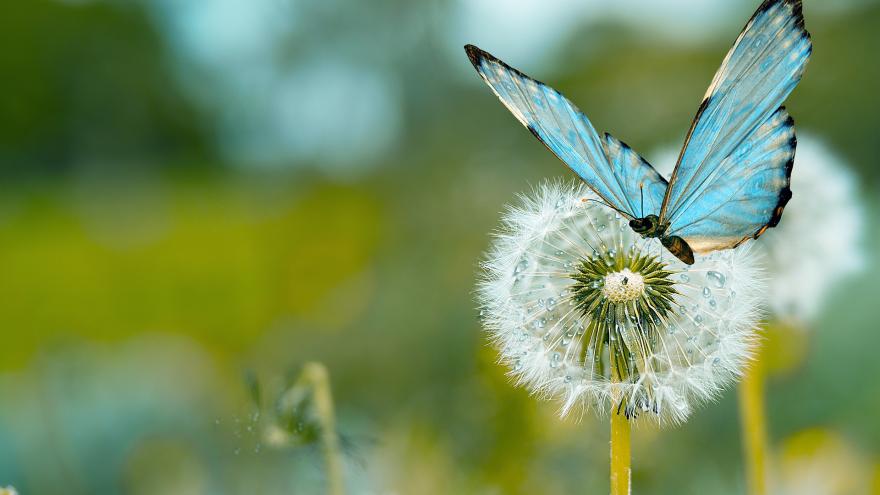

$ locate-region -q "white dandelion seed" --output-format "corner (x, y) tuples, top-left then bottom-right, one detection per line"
(652, 133), (865, 324)
(477, 182), (764, 424)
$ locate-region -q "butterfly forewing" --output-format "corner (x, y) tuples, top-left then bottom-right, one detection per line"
(661, 0), (811, 248)
(466, 44), (645, 219)
(669, 107), (795, 252)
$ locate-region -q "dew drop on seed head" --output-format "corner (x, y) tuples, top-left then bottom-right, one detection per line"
(702, 287), (711, 298)
(707, 271), (726, 288)
(514, 259), (528, 275)
(680, 274), (690, 282)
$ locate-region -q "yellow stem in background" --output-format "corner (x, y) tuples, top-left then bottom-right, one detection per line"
(610, 409), (632, 495)
(739, 359), (767, 495)
(298, 362), (345, 495)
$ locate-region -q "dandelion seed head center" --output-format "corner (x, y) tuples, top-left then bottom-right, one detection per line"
(602, 269), (645, 303)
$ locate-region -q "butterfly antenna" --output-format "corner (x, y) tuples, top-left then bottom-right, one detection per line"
(581, 198), (630, 219)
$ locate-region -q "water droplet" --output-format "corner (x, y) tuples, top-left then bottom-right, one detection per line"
(597, 224), (607, 232)
(709, 299), (717, 308)
(564, 375), (573, 383)
(695, 315), (703, 323)
(555, 198), (568, 210)
(547, 297), (557, 309)
(702, 287), (711, 298)
(555, 250), (565, 256)
(514, 259), (528, 275)
(707, 271), (726, 288)
(680, 274), (690, 282)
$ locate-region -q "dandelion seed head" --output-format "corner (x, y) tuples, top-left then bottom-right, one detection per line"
(477, 181), (763, 424)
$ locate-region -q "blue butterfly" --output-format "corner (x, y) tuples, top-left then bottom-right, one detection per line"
(466, 0), (812, 264)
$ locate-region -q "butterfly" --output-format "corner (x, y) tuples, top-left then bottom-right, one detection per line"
(466, 0), (811, 264)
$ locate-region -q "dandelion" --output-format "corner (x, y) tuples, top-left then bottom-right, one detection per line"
(478, 182), (764, 493)
(477, 181), (764, 423)
(0, 487), (17, 495)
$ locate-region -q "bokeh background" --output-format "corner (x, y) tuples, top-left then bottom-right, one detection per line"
(1, 0), (879, 493)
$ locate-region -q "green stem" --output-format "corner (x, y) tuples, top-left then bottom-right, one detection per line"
(610, 409), (632, 495)
(739, 359), (767, 495)
(297, 362), (345, 495)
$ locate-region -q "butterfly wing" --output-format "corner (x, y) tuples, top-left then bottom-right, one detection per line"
(660, 0), (811, 251)
(602, 133), (667, 218)
(669, 107), (795, 252)
(466, 44), (653, 219)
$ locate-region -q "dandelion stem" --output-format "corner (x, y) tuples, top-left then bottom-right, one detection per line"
(739, 358), (767, 495)
(610, 408), (632, 495)
(297, 362), (345, 495)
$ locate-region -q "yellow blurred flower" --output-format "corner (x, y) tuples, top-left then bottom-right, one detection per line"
(773, 428), (874, 495)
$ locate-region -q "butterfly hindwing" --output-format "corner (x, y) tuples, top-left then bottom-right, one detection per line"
(668, 107), (795, 252)
(660, 0), (811, 247)
(602, 133), (667, 219)
(465, 44), (641, 218)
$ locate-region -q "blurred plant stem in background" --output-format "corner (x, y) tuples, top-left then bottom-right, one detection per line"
(291, 362), (345, 495)
(610, 410), (631, 495)
(739, 354), (767, 495)
(739, 321), (812, 495)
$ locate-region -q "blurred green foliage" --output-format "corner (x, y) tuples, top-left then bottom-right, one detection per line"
(0, 1), (878, 494)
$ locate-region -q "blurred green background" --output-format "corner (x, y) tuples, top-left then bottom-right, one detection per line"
(1, 0), (879, 493)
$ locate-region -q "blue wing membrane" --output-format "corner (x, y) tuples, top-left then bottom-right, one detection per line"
(660, 0), (811, 251)
(668, 107), (795, 252)
(465, 44), (657, 219)
(602, 133), (667, 219)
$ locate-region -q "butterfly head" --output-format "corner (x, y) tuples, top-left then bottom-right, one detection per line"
(629, 214), (665, 237)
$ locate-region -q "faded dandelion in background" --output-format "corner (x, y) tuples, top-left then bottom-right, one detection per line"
(477, 182), (765, 493)
(652, 133), (866, 495)
(0, 487), (17, 495)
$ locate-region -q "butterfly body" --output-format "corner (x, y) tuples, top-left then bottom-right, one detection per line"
(466, 0), (811, 265)
(629, 215), (695, 265)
